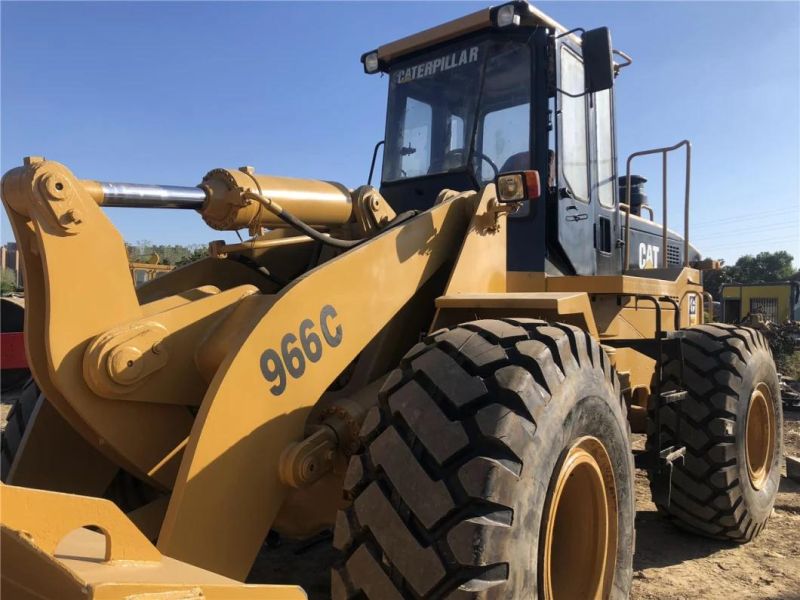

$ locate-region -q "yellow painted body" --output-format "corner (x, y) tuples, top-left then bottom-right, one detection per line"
(0, 152), (705, 595)
(721, 282), (799, 323)
(1, 484), (306, 599)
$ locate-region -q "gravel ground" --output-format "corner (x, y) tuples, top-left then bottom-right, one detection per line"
(3, 392), (799, 599)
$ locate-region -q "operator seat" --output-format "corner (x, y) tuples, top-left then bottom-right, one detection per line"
(500, 152), (530, 173)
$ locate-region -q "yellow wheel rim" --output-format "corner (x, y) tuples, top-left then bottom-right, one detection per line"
(745, 382), (775, 490)
(542, 436), (617, 600)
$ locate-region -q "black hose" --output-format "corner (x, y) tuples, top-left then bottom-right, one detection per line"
(244, 191), (419, 250)
(270, 207), (362, 249)
(386, 210), (418, 227)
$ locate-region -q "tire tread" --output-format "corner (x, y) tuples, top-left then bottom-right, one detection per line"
(334, 319), (628, 599)
(648, 324), (780, 542)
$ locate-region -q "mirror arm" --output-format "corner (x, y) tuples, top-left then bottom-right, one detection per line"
(367, 140), (385, 187)
(555, 27), (585, 40)
(555, 87), (589, 99)
(612, 49), (633, 75)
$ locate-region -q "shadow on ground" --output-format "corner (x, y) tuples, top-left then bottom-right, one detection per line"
(633, 509), (737, 570)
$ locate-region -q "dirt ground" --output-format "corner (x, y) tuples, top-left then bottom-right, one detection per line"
(629, 418), (800, 600)
(2, 393), (799, 599)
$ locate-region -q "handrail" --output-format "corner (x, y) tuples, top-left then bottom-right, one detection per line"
(620, 202), (654, 221)
(623, 140), (691, 271)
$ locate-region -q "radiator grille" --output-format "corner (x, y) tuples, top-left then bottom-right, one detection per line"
(667, 243), (681, 266)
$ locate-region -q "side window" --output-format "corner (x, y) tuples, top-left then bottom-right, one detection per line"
(400, 97), (432, 178)
(480, 103), (530, 181)
(560, 47), (589, 201)
(594, 89), (614, 208)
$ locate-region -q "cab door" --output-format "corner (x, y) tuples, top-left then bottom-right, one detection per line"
(591, 88), (620, 275)
(554, 38), (596, 275)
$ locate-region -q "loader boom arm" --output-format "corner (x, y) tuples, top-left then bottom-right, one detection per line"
(1, 156), (479, 578)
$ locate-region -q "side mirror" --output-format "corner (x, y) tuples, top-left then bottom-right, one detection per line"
(582, 27), (614, 93)
(496, 170), (541, 203)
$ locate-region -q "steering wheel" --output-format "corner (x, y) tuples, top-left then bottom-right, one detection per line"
(473, 151), (499, 181)
(430, 149), (500, 181)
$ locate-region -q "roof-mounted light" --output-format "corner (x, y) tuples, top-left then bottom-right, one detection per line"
(494, 3), (521, 28)
(362, 51), (380, 74)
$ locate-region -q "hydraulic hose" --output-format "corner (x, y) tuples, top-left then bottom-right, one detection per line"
(242, 192), (361, 249)
(242, 191), (418, 248)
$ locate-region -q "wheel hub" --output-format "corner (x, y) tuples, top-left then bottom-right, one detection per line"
(542, 436), (617, 600)
(745, 382), (775, 490)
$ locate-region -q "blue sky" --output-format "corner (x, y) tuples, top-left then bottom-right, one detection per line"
(2, 1), (798, 266)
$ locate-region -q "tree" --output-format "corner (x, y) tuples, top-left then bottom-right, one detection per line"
(1, 268), (18, 294)
(728, 251), (795, 284)
(702, 251), (796, 300)
(701, 261), (731, 300)
(175, 247), (209, 267)
(125, 241), (207, 266)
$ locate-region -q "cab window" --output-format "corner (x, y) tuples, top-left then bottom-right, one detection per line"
(480, 103), (530, 181)
(477, 41), (531, 182)
(594, 89), (615, 207)
(383, 37), (531, 185)
(397, 97), (433, 179)
(560, 47), (589, 202)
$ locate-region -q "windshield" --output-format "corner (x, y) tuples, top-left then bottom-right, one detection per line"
(382, 37), (532, 184)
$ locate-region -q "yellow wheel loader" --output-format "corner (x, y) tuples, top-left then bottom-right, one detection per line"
(0, 2), (783, 599)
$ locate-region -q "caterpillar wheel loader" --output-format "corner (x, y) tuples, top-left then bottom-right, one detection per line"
(0, 2), (783, 599)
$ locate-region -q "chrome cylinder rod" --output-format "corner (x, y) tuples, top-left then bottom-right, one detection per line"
(96, 181), (207, 209)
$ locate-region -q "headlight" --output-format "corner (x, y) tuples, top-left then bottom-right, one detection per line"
(495, 4), (521, 28)
(497, 173), (525, 202)
(496, 170), (541, 203)
(362, 51), (380, 74)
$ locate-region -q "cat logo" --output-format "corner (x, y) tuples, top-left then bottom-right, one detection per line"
(688, 294), (697, 315)
(638, 243), (660, 269)
(688, 294), (699, 324)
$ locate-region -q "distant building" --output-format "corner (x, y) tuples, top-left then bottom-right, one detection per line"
(1, 242), (23, 289)
(721, 281), (800, 323)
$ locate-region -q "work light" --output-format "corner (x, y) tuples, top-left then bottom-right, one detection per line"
(363, 51), (380, 74)
(495, 4), (521, 28)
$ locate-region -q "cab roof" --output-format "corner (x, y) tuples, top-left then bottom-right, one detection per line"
(369, 2), (575, 67)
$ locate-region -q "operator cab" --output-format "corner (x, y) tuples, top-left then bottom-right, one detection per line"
(365, 1), (700, 277)
(363, 1), (627, 276)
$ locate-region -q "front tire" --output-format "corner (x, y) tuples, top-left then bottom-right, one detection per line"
(332, 319), (634, 599)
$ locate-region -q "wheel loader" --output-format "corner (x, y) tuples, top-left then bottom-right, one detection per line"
(0, 2), (783, 599)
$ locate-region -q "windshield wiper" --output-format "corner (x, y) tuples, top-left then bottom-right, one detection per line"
(400, 145), (417, 156)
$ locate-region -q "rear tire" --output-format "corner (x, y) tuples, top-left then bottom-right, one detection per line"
(332, 319), (634, 599)
(0, 379), (159, 512)
(648, 324), (782, 541)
